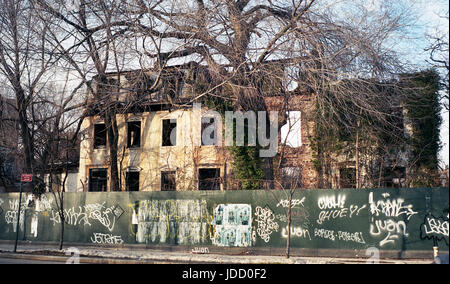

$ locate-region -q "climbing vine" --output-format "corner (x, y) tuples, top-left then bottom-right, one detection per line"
(199, 95), (266, 190)
(400, 69), (442, 187)
(311, 70), (443, 188)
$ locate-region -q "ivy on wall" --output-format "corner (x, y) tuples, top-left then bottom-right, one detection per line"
(199, 96), (265, 190)
(311, 69), (443, 188)
(400, 69), (442, 187)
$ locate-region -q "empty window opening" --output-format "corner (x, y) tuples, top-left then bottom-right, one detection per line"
(280, 111), (301, 147)
(127, 121), (141, 148)
(161, 171), (176, 191)
(162, 119), (177, 146)
(94, 123), (107, 148)
(198, 168), (221, 190)
(281, 167), (302, 189)
(340, 168), (356, 189)
(201, 117), (217, 146)
(126, 171), (139, 191)
(89, 168), (107, 192)
(383, 167), (406, 188)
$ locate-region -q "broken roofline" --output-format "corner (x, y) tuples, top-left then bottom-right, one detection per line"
(87, 60), (290, 102)
(85, 97), (197, 117)
(88, 64), (193, 103)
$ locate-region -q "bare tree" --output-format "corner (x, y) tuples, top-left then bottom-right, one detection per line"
(425, 12), (449, 111)
(34, 0), (135, 191)
(0, 0), (58, 175)
(34, 0), (176, 192)
(34, 0), (418, 191)
(119, 0), (415, 184)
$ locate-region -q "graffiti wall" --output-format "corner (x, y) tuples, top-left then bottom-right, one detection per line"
(0, 188), (448, 255)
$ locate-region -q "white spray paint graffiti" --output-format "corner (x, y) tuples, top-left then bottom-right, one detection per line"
(4, 199), (27, 233)
(370, 219), (408, 247)
(276, 197), (306, 209)
(91, 233), (124, 244)
(25, 195), (56, 237)
(35, 195), (54, 212)
(422, 216), (449, 237)
(368, 192), (417, 220)
(281, 226), (311, 240)
(314, 228), (366, 244)
(50, 202), (122, 232)
(314, 228), (336, 241)
(30, 214), (39, 238)
(337, 231), (366, 244)
(254, 206), (279, 243)
(368, 192), (418, 247)
(318, 194), (346, 210)
(316, 194), (366, 225)
(134, 199), (210, 245)
(276, 196), (311, 240)
(420, 215), (449, 245)
(191, 247), (210, 254)
(211, 204), (252, 247)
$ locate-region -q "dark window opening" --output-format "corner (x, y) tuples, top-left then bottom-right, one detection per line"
(127, 121), (141, 148)
(164, 76), (183, 99)
(94, 124), (107, 148)
(89, 168), (107, 192)
(161, 171), (176, 191)
(201, 117), (217, 146)
(162, 119), (177, 146)
(126, 171), (139, 191)
(383, 167), (406, 188)
(199, 168), (221, 190)
(281, 167), (302, 189)
(340, 168), (356, 188)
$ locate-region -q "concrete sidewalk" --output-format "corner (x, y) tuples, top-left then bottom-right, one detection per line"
(0, 242), (437, 264)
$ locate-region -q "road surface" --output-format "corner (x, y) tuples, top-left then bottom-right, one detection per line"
(0, 256), (66, 264)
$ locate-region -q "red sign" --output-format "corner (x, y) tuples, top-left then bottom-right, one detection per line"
(21, 174), (33, 182)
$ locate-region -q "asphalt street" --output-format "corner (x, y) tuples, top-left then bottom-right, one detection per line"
(0, 257), (65, 264)
(0, 241), (442, 264)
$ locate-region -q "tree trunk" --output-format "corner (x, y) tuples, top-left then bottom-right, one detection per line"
(355, 128), (360, 189)
(378, 156), (384, 187)
(105, 112), (120, 192)
(17, 91), (34, 173)
(59, 211), (64, 250)
(286, 190), (293, 259)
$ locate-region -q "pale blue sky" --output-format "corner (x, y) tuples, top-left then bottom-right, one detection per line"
(417, 0), (449, 168)
(403, 0), (449, 167)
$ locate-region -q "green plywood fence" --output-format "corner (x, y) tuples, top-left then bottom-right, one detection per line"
(0, 188), (448, 253)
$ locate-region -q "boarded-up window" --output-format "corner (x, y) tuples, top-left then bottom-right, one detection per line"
(126, 171), (139, 191)
(340, 168), (356, 188)
(89, 168), (107, 192)
(161, 171), (176, 191)
(198, 168), (221, 190)
(127, 121), (141, 148)
(280, 111), (301, 147)
(94, 124), (107, 148)
(162, 119), (177, 146)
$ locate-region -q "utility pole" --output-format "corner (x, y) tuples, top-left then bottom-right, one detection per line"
(14, 174), (32, 253)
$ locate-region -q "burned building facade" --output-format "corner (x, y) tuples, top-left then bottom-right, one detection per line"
(73, 67), (430, 192)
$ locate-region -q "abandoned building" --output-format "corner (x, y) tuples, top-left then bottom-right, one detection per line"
(41, 66), (440, 193)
